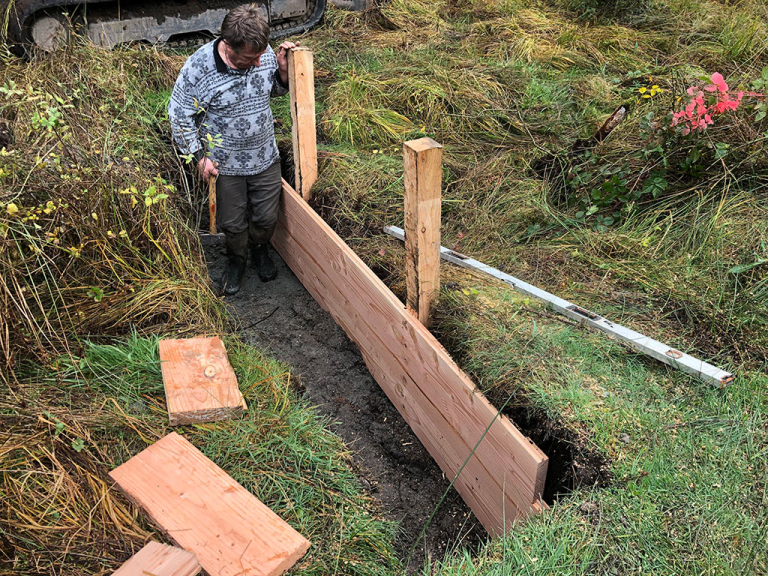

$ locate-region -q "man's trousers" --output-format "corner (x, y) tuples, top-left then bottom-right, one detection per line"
(215, 160), (282, 246)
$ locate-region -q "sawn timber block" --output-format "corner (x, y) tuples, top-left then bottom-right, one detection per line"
(112, 541), (200, 576)
(159, 336), (246, 426)
(110, 432), (311, 576)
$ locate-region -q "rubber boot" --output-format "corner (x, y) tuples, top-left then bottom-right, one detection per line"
(249, 223), (277, 282)
(223, 230), (248, 296)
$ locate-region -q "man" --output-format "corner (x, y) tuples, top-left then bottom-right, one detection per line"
(168, 4), (297, 295)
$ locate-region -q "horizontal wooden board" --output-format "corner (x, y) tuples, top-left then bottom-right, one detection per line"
(271, 180), (548, 535)
(110, 432), (310, 576)
(159, 337), (246, 426)
(112, 541), (200, 576)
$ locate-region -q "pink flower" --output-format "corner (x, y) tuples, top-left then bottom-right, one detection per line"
(706, 72), (729, 93)
(670, 73), (754, 133)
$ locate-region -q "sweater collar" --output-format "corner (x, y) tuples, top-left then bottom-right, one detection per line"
(213, 38), (228, 74)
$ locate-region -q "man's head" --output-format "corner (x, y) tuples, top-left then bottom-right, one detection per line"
(221, 4), (270, 69)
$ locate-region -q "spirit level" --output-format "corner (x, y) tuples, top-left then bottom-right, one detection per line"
(384, 225), (733, 388)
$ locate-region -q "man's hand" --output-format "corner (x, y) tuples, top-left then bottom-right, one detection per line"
(276, 41), (300, 85)
(198, 157), (219, 182)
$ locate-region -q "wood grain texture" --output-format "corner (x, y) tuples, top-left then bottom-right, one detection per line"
(271, 179), (548, 535)
(159, 337), (246, 426)
(112, 541), (200, 576)
(209, 176), (217, 235)
(110, 432), (310, 576)
(403, 137), (442, 327)
(288, 47), (317, 202)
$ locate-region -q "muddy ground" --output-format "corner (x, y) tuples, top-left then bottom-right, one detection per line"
(204, 240), (486, 572)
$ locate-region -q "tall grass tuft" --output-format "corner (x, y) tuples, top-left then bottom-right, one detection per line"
(0, 44), (225, 375)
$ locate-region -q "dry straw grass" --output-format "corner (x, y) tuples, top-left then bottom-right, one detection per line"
(0, 392), (161, 575)
(0, 45), (224, 375)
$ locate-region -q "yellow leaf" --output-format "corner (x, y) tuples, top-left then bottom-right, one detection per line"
(6, 203), (19, 215)
(91, 212), (98, 221)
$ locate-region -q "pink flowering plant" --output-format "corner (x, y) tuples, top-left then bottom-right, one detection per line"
(646, 71), (765, 177)
(670, 72), (762, 135)
(566, 69), (766, 229)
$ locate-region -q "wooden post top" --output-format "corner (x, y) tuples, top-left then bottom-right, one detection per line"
(289, 46), (312, 53)
(404, 137), (443, 153)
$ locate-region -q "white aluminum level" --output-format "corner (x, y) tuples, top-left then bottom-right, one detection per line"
(384, 225), (734, 388)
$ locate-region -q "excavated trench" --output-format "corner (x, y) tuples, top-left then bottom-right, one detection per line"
(197, 159), (612, 570)
(203, 242), (486, 572)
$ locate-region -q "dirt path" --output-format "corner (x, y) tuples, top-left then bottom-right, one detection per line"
(204, 240), (485, 572)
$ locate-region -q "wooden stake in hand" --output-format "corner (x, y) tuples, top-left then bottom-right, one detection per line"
(208, 175), (217, 234)
(288, 47), (318, 202)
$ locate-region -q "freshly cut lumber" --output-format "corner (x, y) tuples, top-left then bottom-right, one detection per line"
(159, 336), (246, 426)
(403, 137), (442, 327)
(288, 47), (317, 201)
(110, 432), (310, 576)
(271, 179), (548, 535)
(112, 541), (200, 576)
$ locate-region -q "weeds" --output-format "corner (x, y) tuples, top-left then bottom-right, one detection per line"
(304, 1), (768, 572)
(2, 0), (768, 574)
(1, 334), (401, 575)
(0, 45), (224, 374)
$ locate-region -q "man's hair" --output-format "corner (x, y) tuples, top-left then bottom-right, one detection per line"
(221, 4), (270, 52)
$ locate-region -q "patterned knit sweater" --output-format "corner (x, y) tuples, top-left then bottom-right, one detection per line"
(168, 38), (289, 176)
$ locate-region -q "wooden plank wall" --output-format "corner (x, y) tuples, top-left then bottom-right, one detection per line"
(271, 180), (548, 535)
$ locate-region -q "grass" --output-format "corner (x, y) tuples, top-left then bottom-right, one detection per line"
(2, 0), (768, 573)
(0, 44), (224, 375)
(281, 0), (768, 572)
(1, 333), (401, 575)
(0, 41), (400, 576)
(300, 0), (768, 365)
(429, 278), (768, 574)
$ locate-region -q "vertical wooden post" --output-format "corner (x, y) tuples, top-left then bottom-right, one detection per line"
(288, 47), (318, 202)
(403, 137), (442, 327)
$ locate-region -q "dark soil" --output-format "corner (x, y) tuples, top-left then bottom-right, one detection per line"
(505, 404), (613, 503)
(203, 240), (486, 573)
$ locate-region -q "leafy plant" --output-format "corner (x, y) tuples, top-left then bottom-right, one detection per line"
(750, 66), (768, 122)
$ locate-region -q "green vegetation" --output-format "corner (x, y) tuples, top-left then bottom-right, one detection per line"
(2, 0), (767, 573)
(432, 282), (767, 573)
(2, 334), (400, 574)
(0, 44), (398, 575)
(0, 46), (224, 372)
(292, 0), (768, 573)
(305, 0), (768, 368)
